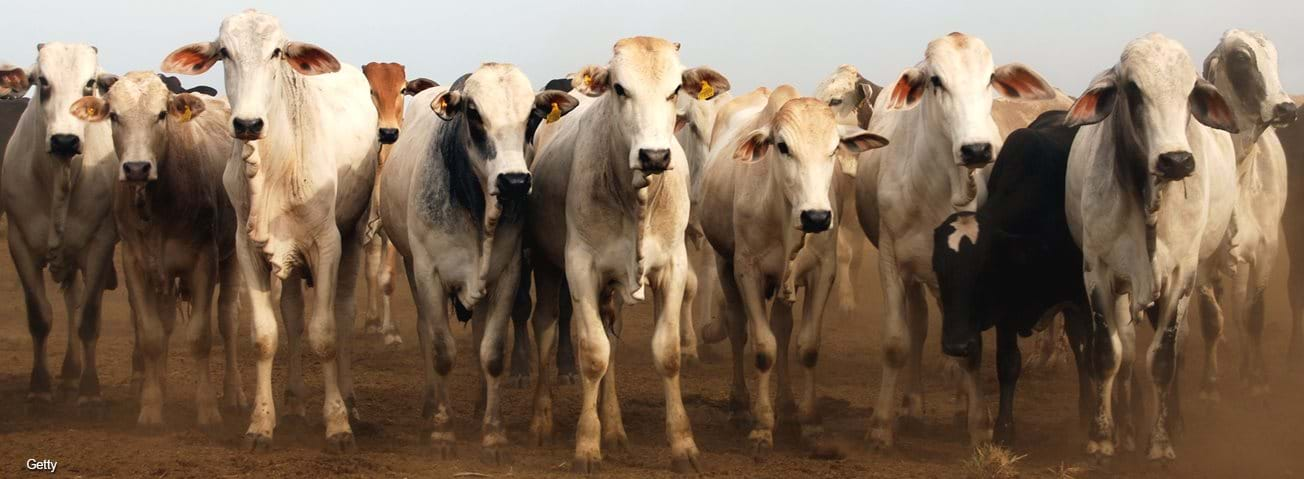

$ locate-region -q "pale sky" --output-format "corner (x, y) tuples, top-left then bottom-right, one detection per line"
(1, 0), (1300, 97)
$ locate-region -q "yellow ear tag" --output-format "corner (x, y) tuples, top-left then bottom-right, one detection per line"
(180, 105), (193, 123)
(697, 80), (714, 101)
(546, 102), (561, 124)
(87, 106), (96, 117)
(583, 74), (593, 87)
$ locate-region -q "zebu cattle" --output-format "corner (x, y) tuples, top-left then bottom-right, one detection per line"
(360, 62), (437, 346)
(677, 81), (732, 364)
(855, 32), (1055, 448)
(162, 10), (379, 452)
(934, 110), (1090, 446)
(1063, 33), (1238, 461)
(1, 44), (119, 414)
(700, 85), (887, 455)
(1283, 95), (1304, 368)
(378, 63), (578, 463)
(1194, 30), (1296, 399)
(70, 71), (245, 427)
(527, 37), (729, 473)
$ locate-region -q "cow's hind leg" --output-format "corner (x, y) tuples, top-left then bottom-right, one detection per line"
(1196, 281), (1224, 402)
(335, 236), (367, 431)
(651, 257), (702, 473)
(1084, 277), (1123, 464)
(217, 255), (246, 412)
(306, 234), (354, 453)
(411, 257), (457, 458)
(556, 279), (578, 385)
(186, 249), (222, 430)
(900, 282), (931, 430)
(1244, 280), (1269, 397)
(528, 259), (562, 447)
(715, 257), (752, 430)
(379, 239), (402, 345)
(279, 273), (309, 429)
(679, 261), (700, 367)
(795, 262), (835, 450)
(772, 299), (797, 439)
(58, 273), (83, 403)
(75, 233), (117, 419)
(1145, 289), (1191, 462)
(994, 325), (1021, 445)
(9, 234), (56, 409)
(507, 253), (533, 389)
(597, 296), (627, 453)
(1064, 306), (1094, 431)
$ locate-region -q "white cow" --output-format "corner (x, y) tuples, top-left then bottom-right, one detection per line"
(379, 63), (578, 463)
(1194, 30), (1297, 400)
(162, 10), (379, 452)
(526, 37), (729, 473)
(70, 71), (245, 428)
(1064, 33), (1238, 461)
(677, 83), (732, 363)
(855, 32), (1055, 448)
(1, 44), (119, 414)
(700, 85), (887, 455)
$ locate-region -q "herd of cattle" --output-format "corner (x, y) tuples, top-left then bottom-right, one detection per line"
(1, 9), (1302, 473)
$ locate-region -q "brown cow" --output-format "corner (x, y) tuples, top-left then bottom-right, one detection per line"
(1281, 94), (1304, 368)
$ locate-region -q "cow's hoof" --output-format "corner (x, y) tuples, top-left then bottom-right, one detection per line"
(572, 454), (602, 474)
(325, 432), (357, 454)
(557, 372), (579, 386)
(363, 319), (382, 335)
(243, 433), (273, 453)
(480, 445), (512, 465)
(278, 414), (310, 435)
(56, 382), (80, 404)
(603, 432), (629, 455)
(505, 373), (531, 390)
(78, 397), (109, 421)
(1086, 439), (1115, 465)
(26, 393), (54, 415)
(221, 391), (249, 413)
(866, 424), (894, 451)
(383, 334), (403, 347)
(1118, 433), (1137, 453)
(749, 430), (774, 462)
(681, 351), (701, 370)
(1147, 439), (1176, 461)
(670, 449), (702, 474)
(993, 422), (1016, 446)
(430, 439), (457, 460)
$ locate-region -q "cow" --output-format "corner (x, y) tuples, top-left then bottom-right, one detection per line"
(700, 85), (887, 455)
(526, 37), (729, 473)
(1284, 95), (1304, 369)
(69, 71), (245, 428)
(1193, 31), (1297, 399)
(1, 44), (119, 415)
(854, 32), (1056, 449)
(378, 62), (578, 463)
(360, 62), (437, 346)
(162, 9), (380, 452)
(1063, 33), (1239, 462)
(934, 110), (1090, 446)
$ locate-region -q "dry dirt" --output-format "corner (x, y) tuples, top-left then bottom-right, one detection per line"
(0, 230), (1302, 478)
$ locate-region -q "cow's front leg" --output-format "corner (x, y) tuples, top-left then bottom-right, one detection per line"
(278, 273), (309, 428)
(10, 232), (56, 409)
(715, 257), (752, 430)
(868, 246), (909, 450)
(994, 326), (1021, 445)
(1145, 288), (1190, 462)
(475, 260), (520, 465)
(651, 255), (702, 473)
(900, 283), (930, 430)
(186, 249), (223, 430)
(528, 259), (564, 447)
(1084, 279), (1122, 464)
(234, 228), (280, 452)
(597, 297), (627, 453)
(1195, 281), (1225, 402)
(679, 261), (700, 367)
(379, 239), (402, 345)
(122, 254), (165, 429)
(306, 233), (354, 454)
(795, 261), (835, 449)
(566, 254), (609, 473)
(58, 273), (84, 404)
(75, 231), (117, 419)
(410, 257), (457, 458)
(772, 299), (797, 438)
(334, 235), (365, 430)
(735, 260), (778, 458)
(507, 254), (534, 389)
(217, 256), (247, 412)
(362, 234), (384, 335)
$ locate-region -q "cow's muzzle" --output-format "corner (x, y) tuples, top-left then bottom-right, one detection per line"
(121, 162), (152, 182)
(232, 117), (265, 141)
(1155, 151), (1195, 181)
(378, 128), (399, 145)
(49, 134), (81, 157)
(1271, 102), (1298, 127)
(495, 172), (531, 200)
(959, 142), (993, 168)
(637, 148), (671, 174)
(942, 336), (980, 358)
(798, 209), (832, 233)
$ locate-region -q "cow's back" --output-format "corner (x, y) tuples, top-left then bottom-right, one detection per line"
(379, 86), (447, 260)
(301, 64), (380, 228)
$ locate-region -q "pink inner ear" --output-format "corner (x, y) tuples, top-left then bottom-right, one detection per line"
(288, 47), (339, 75)
(165, 47), (216, 73)
(997, 70), (1047, 98)
(1068, 93), (1100, 122)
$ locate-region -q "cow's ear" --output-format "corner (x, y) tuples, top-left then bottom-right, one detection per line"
(430, 90), (462, 121)
(886, 67), (927, 110)
(836, 125), (888, 176)
(70, 96), (109, 122)
(169, 93), (207, 123)
(682, 67), (731, 101)
(572, 65), (609, 97)
(856, 99), (875, 129)
(403, 78), (438, 96)
(285, 42), (341, 76)
(732, 128), (771, 163)
(992, 63), (1055, 100)
(0, 66), (30, 93)
(1190, 78), (1238, 133)
(534, 90), (580, 123)
(162, 42), (220, 75)
(675, 112), (691, 134)
(96, 73), (118, 95)
(1064, 70), (1118, 128)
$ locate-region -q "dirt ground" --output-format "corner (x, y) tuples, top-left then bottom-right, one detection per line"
(0, 227), (1302, 479)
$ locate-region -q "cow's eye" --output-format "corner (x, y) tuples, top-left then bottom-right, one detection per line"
(613, 84), (627, 98)
(828, 98), (843, 106)
(930, 76), (943, 89)
(776, 142), (790, 156)
(219, 48), (230, 59)
(157, 111), (167, 121)
(271, 48), (281, 59)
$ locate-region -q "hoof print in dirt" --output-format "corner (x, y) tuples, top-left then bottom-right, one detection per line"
(325, 432), (357, 454)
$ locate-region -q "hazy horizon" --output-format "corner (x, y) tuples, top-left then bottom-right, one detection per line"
(1, 0), (1299, 97)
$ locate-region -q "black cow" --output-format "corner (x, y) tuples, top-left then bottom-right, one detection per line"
(932, 110), (1091, 445)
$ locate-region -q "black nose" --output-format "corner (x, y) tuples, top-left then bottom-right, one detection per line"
(799, 209), (832, 233)
(496, 172), (532, 199)
(122, 162), (152, 182)
(49, 134), (81, 157)
(637, 148), (671, 173)
(1155, 151), (1195, 181)
(942, 338), (979, 358)
(378, 128), (399, 144)
(959, 143), (993, 167)
(232, 118), (264, 138)
(1273, 102), (1298, 125)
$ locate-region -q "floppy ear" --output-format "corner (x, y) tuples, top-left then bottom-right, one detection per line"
(732, 128), (771, 163)
(1190, 78), (1239, 133)
(285, 42), (341, 75)
(839, 127), (889, 154)
(992, 63), (1055, 100)
(1064, 69), (1118, 128)
(886, 67), (927, 110)
(0, 66), (30, 93)
(682, 67), (731, 101)
(70, 96), (109, 122)
(534, 90), (580, 123)
(856, 99), (875, 130)
(675, 113), (690, 134)
(403, 78), (438, 96)
(169, 93), (207, 123)
(162, 42), (220, 75)
(96, 73), (118, 95)
(572, 65), (610, 97)
(430, 90), (462, 121)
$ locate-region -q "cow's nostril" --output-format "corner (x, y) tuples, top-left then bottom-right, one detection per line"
(378, 128), (400, 144)
(49, 134), (81, 156)
(637, 148), (672, 173)
(122, 162), (152, 181)
(959, 143), (993, 167)
(799, 209), (832, 233)
(232, 118), (264, 136)
(1155, 151), (1195, 180)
